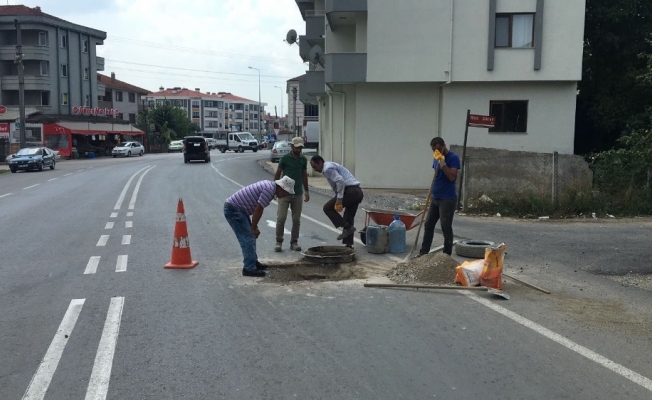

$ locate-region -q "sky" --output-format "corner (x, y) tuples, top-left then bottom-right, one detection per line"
(9, 0), (307, 117)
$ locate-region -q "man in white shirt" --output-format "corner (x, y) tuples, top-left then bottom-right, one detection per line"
(309, 155), (363, 247)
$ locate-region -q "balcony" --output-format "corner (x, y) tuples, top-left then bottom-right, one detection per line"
(325, 53), (367, 85)
(96, 56), (105, 71)
(325, 0), (367, 31)
(295, 0), (315, 20)
(305, 14), (325, 47)
(1, 75), (50, 90)
(0, 45), (49, 61)
(299, 36), (310, 62)
(298, 70), (324, 105)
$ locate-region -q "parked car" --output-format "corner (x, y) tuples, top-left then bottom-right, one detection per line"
(8, 147), (56, 173)
(183, 136), (211, 163)
(258, 139), (269, 150)
(215, 131), (259, 153)
(168, 140), (183, 153)
(112, 142), (144, 157)
(269, 140), (291, 163)
(205, 138), (218, 150)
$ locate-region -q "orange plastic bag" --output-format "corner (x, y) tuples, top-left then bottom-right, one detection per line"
(455, 260), (484, 287)
(480, 243), (506, 289)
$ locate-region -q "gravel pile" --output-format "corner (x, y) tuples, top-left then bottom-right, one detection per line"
(386, 252), (460, 285)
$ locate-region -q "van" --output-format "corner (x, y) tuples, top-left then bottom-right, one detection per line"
(304, 121), (319, 150)
(183, 136), (211, 163)
(215, 131), (259, 153)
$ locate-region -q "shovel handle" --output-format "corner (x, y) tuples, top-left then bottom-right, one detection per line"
(364, 283), (488, 291)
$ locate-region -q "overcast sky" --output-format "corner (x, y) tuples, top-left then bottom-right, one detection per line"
(11, 0), (307, 116)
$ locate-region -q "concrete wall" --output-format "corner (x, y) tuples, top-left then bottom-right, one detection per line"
(440, 81), (577, 154)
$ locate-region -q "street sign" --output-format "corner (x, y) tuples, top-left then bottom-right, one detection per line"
(468, 114), (495, 128)
(0, 105), (6, 114)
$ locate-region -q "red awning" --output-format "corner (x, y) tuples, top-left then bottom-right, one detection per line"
(43, 121), (144, 136)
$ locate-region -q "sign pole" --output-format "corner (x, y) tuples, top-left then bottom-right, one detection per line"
(457, 109), (470, 210)
(15, 20), (26, 149)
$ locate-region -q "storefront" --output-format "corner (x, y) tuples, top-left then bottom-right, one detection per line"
(43, 120), (145, 158)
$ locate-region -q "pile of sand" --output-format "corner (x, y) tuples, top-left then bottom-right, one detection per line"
(386, 252), (460, 285)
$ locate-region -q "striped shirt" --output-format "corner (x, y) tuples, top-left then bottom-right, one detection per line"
(322, 162), (361, 199)
(226, 180), (276, 215)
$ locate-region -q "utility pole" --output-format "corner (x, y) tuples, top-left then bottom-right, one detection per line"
(14, 19), (26, 148)
(292, 87), (297, 137)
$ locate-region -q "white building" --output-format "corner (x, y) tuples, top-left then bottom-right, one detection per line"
(295, 0), (586, 189)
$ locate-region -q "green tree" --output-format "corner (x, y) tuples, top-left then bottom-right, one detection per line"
(136, 103), (199, 139)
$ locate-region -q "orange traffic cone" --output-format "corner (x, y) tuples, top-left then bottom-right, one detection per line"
(164, 198), (198, 269)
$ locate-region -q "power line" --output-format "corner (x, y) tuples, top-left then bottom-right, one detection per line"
(104, 59), (294, 79)
(105, 66), (286, 85)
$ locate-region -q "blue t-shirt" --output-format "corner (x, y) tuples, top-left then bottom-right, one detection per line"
(432, 151), (461, 199)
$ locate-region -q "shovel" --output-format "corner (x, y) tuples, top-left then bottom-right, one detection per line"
(363, 283), (510, 300)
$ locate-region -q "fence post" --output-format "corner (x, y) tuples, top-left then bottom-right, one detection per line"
(462, 156), (470, 211)
(552, 151), (559, 205)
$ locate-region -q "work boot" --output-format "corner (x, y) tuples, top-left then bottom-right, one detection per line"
(290, 242), (302, 251)
(256, 261), (268, 270)
(337, 226), (356, 240)
(242, 268), (265, 277)
(274, 242), (282, 252)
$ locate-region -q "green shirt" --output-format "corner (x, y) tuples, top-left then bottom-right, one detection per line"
(278, 153), (307, 195)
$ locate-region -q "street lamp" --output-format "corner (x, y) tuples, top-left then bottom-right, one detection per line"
(248, 66), (261, 138)
(273, 85), (284, 119)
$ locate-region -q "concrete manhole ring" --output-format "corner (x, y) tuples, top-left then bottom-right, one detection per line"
(301, 246), (356, 264)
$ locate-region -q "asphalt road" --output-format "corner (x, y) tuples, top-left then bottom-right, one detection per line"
(1, 150), (651, 399)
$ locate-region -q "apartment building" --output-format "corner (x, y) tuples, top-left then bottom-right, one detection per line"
(98, 72), (149, 124)
(295, 0), (586, 189)
(287, 74), (318, 137)
(143, 88), (267, 135)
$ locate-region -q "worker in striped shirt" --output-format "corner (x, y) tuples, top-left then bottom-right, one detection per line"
(224, 176), (295, 277)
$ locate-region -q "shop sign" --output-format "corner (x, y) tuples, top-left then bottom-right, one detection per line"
(72, 106), (120, 117)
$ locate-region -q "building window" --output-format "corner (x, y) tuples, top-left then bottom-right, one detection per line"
(128, 93), (136, 103)
(192, 100), (200, 108)
(489, 100), (528, 133)
(40, 61), (49, 76)
(118, 113), (124, 120)
(83, 68), (89, 80)
(41, 91), (50, 106)
(217, 101), (223, 109)
(495, 13), (534, 48)
(115, 91), (123, 102)
(84, 94), (90, 106)
(82, 39), (88, 53)
(129, 113), (136, 123)
(61, 92), (68, 105)
(192, 111), (200, 118)
(60, 64), (68, 77)
(38, 32), (48, 46)
(60, 33), (67, 49)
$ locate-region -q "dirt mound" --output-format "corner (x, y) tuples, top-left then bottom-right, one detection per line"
(386, 252), (459, 285)
(265, 262), (367, 283)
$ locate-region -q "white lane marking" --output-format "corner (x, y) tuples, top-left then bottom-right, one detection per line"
(126, 212), (133, 217)
(115, 255), (128, 272)
(85, 297), (124, 400)
(463, 292), (652, 393)
(113, 166), (151, 210)
(110, 212), (118, 218)
(96, 235), (109, 247)
(22, 299), (85, 400)
(0, 193), (12, 199)
(128, 165), (155, 210)
(104, 222), (114, 230)
(64, 173), (73, 176)
(23, 184), (40, 190)
(266, 220), (291, 235)
(77, 169), (84, 172)
(121, 235), (131, 245)
(48, 178), (58, 182)
(125, 221), (133, 228)
(84, 256), (101, 275)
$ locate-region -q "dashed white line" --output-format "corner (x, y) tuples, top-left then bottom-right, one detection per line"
(64, 173), (73, 177)
(121, 235), (131, 245)
(125, 221), (133, 228)
(128, 165), (155, 210)
(104, 222), (114, 230)
(0, 193), (12, 199)
(48, 178), (58, 182)
(84, 256), (101, 275)
(110, 212), (118, 218)
(22, 299), (85, 400)
(23, 184), (40, 190)
(96, 235), (109, 247)
(126, 212), (133, 217)
(114, 166), (151, 210)
(115, 255), (128, 272)
(463, 292), (652, 393)
(77, 169), (84, 172)
(85, 297), (124, 400)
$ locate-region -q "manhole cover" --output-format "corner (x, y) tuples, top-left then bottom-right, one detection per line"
(302, 246), (355, 264)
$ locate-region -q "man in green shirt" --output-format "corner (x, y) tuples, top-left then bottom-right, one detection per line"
(273, 137), (310, 251)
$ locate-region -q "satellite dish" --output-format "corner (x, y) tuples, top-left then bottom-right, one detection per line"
(286, 29), (298, 45)
(309, 45), (324, 67)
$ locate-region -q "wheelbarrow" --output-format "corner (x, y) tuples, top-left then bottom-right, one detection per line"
(360, 208), (425, 244)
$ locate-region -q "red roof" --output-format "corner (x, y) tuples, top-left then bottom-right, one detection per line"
(288, 74), (306, 82)
(0, 5), (66, 21)
(215, 93), (256, 103)
(146, 88), (220, 98)
(98, 73), (150, 94)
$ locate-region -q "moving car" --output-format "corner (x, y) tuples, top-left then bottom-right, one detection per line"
(168, 140), (183, 152)
(269, 140), (290, 163)
(183, 136), (211, 163)
(215, 131), (259, 153)
(8, 147), (56, 173)
(112, 142), (144, 157)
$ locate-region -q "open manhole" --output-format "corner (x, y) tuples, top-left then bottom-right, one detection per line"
(263, 246), (364, 283)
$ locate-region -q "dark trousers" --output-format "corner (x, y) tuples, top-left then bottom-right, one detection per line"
(324, 186), (364, 245)
(420, 198), (456, 255)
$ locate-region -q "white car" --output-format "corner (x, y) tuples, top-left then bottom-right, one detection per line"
(112, 142), (144, 157)
(168, 140), (183, 152)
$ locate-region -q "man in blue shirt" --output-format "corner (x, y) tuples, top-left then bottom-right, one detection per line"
(419, 137), (461, 256)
